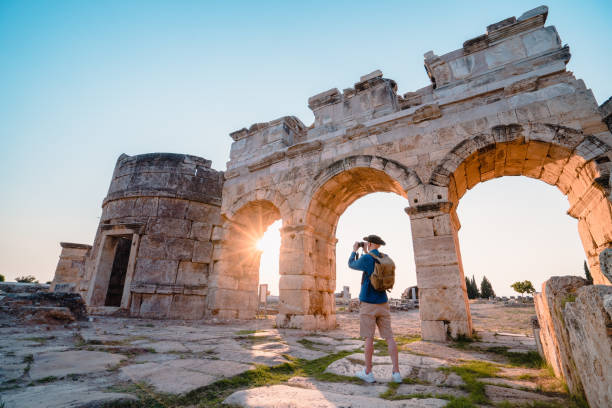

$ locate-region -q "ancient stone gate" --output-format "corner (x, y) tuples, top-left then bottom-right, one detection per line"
(53, 6), (612, 341)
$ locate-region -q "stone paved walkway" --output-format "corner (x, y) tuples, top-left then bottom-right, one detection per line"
(0, 303), (570, 407)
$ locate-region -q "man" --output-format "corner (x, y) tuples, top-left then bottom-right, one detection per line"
(349, 234), (401, 383)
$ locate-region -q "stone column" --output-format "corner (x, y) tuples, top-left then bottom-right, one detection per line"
(276, 224), (336, 330)
(406, 201), (472, 341)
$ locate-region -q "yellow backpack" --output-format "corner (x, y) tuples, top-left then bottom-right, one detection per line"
(368, 251), (395, 291)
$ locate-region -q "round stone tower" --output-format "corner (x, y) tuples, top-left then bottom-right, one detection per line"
(85, 153), (224, 319)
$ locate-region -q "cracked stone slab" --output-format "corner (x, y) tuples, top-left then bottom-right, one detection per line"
(396, 384), (468, 398)
(287, 376), (387, 398)
(482, 377), (538, 390)
(2, 383), (136, 408)
(139, 340), (189, 353)
(120, 358), (253, 394)
(485, 384), (563, 403)
(224, 384), (448, 408)
(29, 350), (126, 380)
(325, 353), (462, 385)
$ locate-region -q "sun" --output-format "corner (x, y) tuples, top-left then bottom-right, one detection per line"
(255, 237), (265, 251)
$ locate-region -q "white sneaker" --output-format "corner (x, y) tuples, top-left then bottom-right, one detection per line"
(356, 368), (375, 383)
(391, 371), (402, 383)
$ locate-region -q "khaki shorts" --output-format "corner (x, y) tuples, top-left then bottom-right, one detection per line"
(359, 302), (393, 339)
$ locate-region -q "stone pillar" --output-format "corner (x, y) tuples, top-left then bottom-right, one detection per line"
(51, 242), (92, 293)
(276, 224), (336, 330)
(406, 201), (472, 341)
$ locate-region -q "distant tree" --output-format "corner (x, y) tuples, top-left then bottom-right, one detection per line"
(480, 276), (495, 298)
(15, 275), (38, 283)
(583, 261), (593, 284)
(0, 274), (4, 282)
(471, 275), (480, 298)
(465, 275), (479, 299)
(511, 280), (535, 296)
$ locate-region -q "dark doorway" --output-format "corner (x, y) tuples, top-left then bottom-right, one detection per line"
(105, 237), (132, 306)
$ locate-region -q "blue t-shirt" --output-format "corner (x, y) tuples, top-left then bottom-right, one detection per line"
(348, 249), (388, 304)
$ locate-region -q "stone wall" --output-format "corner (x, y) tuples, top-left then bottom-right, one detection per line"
(535, 277), (612, 406)
(534, 276), (588, 394)
(86, 153), (224, 319)
(50, 242), (91, 296)
(563, 285), (612, 408)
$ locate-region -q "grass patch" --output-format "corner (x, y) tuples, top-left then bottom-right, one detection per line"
(35, 375), (58, 384)
(441, 361), (500, 405)
(23, 354), (34, 364)
(485, 346), (545, 369)
(234, 329), (258, 335)
(21, 336), (55, 344)
(297, 339), (326, 351)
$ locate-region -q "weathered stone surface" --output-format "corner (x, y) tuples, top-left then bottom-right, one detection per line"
(2, 383), (136, 408)
(535, 276), (588, 394)
(120, 358), (253, 394)
(29, 350), (126, 380)
(224, 384), (448, 408)
(562, 285), (612, 408)
(485, 385), (562, 404)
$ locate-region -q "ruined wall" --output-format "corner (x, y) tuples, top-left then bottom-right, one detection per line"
(563, 285), (612, 408)
(86, 153), (224, 319)
(50, 242), (91, 295)
(219, 5), (612, 335)
(535, 277), (612, 406)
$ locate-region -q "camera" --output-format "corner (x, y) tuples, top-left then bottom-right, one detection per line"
(358, 242), (366, 248)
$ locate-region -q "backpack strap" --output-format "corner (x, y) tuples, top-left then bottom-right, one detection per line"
(368, 251), (384, 261)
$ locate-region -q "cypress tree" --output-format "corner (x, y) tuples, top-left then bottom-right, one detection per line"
(480, 276), (495, 298)
(471, 275), (480, 298)
(584, 260), (593, 284)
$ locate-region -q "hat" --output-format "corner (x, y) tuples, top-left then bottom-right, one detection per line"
(363, 234), (386, 245)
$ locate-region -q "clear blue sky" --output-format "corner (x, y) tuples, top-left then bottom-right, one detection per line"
(1, 1), (610, 296)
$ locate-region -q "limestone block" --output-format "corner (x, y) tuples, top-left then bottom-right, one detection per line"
(410, 217), (434, 238)
(412, 235), (460, 267)
(534, 292), (562, 377)
(193, 241), (213, 263)
(276, 313), (317, 330)
(157, 198), (188, 218)
(416, 264), (465, 289)
(133, 197), (159, 217)
(176, 261), (208, 286)
(432, 214), (453, 236)
(165, 238), (194, 261)
(139, 235), (170, 260)
(168, 294), (206, 319)
(448, 320), (472, 339)
(562, 285), (612, 408)
(186, 201), (216, 222)
(146, 218), (191, 238)
(521, 26), (560, 57)
(542, 276), (589, 394)
(421, 320), (447, 342)
(138, 294), (172, 318)
(279, 275), (315, 291)
(208, 288), (257, 311)
(279, 289), (310, 315)
(134, 258), (179, 284)
(190, 222), (212, 241)
(419, 287), (470, 321)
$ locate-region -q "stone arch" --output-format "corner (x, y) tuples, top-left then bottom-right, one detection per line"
(207, 199), (281, 319)
(224, 188), (290, 223)
(430, 123), (612, 285)
(273, 156), (420, 330)
(404, 123), (612, 341)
